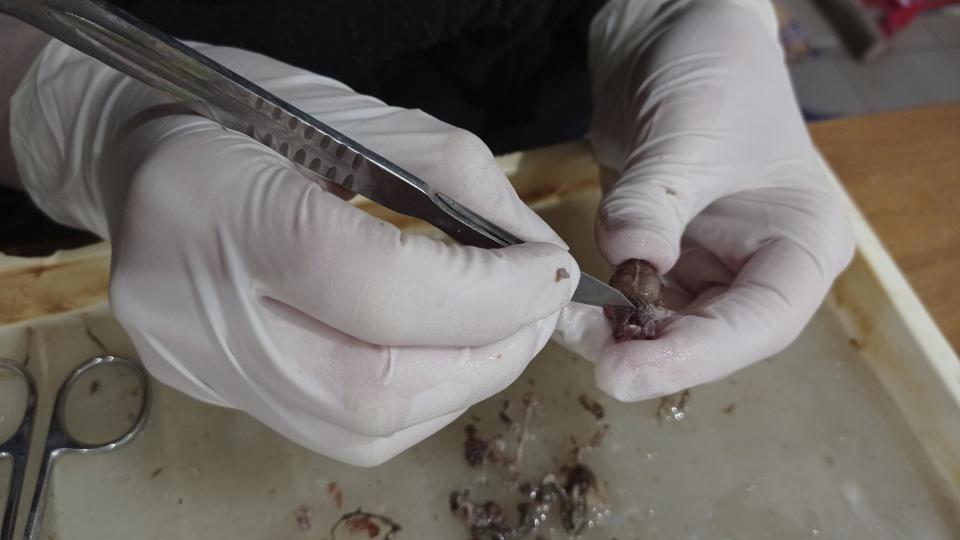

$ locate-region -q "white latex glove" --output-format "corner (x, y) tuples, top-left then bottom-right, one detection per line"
(554, 0), (854, 400)
(10, 41), (580, 466)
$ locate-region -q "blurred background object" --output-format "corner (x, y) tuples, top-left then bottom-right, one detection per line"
(809, 0), (889, 62)
(778, 0), (960, 118)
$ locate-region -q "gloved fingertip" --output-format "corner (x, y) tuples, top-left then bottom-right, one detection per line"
(595, 219), (679, 274)
(593, 345), (686, 403)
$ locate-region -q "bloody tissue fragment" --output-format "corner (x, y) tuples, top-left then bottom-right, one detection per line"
(464, 424), (489, 467)
(606, 259), (664, 341)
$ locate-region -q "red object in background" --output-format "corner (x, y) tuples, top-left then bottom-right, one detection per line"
(861, 0), (960, 35)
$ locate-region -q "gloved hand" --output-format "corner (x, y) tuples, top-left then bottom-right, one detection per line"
(554, 0), (854, 400)
(10, 41), (579, 466)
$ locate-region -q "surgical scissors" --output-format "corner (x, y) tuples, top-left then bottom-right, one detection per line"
(0, 356), (150, 540)
(0, 0), (635, 310)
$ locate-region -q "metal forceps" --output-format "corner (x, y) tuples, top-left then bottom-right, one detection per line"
(0, 356), (150, 540)
(0, 0), (635, 310)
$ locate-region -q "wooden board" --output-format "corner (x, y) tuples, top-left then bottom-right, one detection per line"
(810, 103), (960, 356)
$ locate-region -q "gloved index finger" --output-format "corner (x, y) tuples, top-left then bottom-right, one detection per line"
(247, 159), (581, 348)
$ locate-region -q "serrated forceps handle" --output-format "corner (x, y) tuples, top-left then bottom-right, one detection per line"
(0, 0), (636, 309)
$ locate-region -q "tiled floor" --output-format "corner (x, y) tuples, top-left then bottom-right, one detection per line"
(780, 0), (960, 117)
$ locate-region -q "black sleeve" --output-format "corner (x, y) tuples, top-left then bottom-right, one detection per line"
(109, 0), (607, 154)
(2, 0), (606, 254)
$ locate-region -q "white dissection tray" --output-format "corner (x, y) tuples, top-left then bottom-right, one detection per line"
(1, 142), (958, 539)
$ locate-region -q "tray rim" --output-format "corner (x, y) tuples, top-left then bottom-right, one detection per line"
(1, 140), (958, 512)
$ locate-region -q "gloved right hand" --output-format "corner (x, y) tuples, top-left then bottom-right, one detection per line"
(10, 40), (579, 466)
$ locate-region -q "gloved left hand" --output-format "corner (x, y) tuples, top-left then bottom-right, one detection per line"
(554, 0), (854, 400)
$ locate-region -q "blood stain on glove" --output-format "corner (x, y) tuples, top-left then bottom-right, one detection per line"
(604, 259), (665, 341)
(555, 268), (570, 281)
(329, 509), (402, 539)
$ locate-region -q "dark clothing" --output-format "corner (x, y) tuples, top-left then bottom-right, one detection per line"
(111, 0), (605, 154)
(2, 0), (605, 254)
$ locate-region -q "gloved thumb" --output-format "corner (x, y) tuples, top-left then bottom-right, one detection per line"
(594, 159), (706, 274)
(588, 0), (781, 274)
